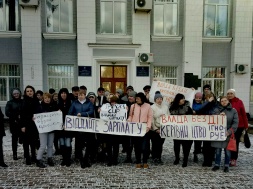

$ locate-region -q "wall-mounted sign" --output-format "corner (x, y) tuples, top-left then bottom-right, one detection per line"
(136, 66), (149, 77)
(78, 66), (92, 77)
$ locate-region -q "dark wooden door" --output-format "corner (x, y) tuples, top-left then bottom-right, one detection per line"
(100, 65), (127, 93)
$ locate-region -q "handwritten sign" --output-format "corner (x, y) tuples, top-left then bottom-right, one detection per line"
(34, 111), (63, 133)
(100, 103), (127, 121)
(65, 115), (146, 137)
(160, 115), (227, 141)
(149, 80), (195, 106)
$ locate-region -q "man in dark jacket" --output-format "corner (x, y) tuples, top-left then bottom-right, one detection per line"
(5, 88), (23, 160)
(0, 108), (8, 167)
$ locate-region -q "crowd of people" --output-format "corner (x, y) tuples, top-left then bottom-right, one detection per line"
(0, 84), (249, 173)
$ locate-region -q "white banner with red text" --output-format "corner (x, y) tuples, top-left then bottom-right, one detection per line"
(160, 115), (227, 141)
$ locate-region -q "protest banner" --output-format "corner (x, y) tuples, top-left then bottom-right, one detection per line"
(65, 115), (146, 137)
(100, 103), (127, 121)
(160, 115), (227, 141)
(34, 111), (63, 133)
(149, 80), (195, 106)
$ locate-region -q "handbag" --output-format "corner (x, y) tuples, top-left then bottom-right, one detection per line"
(226, 129), (237, 152)
(240, 130), (245, 143)
(244, 130), (251, 148)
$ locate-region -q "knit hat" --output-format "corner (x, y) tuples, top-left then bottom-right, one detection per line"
(87, 92), (96, 98)
(227, 89), (236, 96)
(154, 91), (163, 101)
(135, 92), (146, 103)
(203, 84), (211, 91)
(195, 92), (202, 98)
(116, 89), (123, 96)
(126, 86), (134, 91)
(110, 95), (118, 103)
(128, 91), (137, 98)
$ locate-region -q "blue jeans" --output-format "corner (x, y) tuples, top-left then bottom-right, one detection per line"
(59, 137), (71, 147)
(214, 148), (231, 167)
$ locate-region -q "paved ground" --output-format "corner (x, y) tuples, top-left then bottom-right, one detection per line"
(1, 127), (253, 189)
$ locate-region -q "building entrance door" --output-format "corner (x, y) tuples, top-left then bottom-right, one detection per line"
(100, 65), (127, 93)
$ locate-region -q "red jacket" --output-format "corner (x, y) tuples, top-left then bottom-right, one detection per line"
(229, 97), (248, 129)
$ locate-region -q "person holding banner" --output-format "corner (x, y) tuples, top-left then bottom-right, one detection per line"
(151, 91), (169, 165)
(35, 92), (58, 168)
(57, 88), (73, 167)
(211, 96), (238, 173)
(20, 85), (40, 165)
(128, 92), (153, 169)
(227, 89), (249, 167)
(68, 90), (95, 169)
(169, 93), (193, 168)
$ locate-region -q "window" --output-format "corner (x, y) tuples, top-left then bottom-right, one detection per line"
(48, 65), (74, 92)
(0, 0), (19, 31)
(100, 0), (127, 34)
(153, 66), (177, 84)
(204, 0), (229, 37)
(46, 0), (73, 33)
(0, 65), (21, 101)
(153, 0), (179, 36)
(202, 67), (226, 97)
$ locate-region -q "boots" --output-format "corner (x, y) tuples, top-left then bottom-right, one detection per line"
(13, 152), (18, 160)
(65, 147), (72, 167)
(36, 159), (46, 168)
(47, 158), (54, 166)
(25, 156), (31, 165)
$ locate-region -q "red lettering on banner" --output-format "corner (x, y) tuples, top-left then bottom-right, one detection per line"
(161, 115), (167, 123)
(192, 115), (197, 122)
(183, 116), (188, 123)
(168, 115), (176, 123)
(177, 116), (183, 123)
(208, 115), (215, 124)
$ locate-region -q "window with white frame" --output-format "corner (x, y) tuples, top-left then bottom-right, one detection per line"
(46, 0), (73, 33)
(153, 0), (179, 36)
(100, 0), (127, 34)
(48, 65), (74, 92)
(202, 67), (226, 98)
(0, 0), (19, 31)
(204, 0), (230, 37)
(0, 65), (21, 101)
(153, 66), (177, 84)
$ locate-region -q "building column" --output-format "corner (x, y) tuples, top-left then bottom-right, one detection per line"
(77, 0), (96, 92)
(230, 0), (252, 112)
(21, 6), (43, 90)
(183, 0), (203, 88)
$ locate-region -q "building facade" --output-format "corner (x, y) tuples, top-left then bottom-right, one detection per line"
(0, 0), (253, 115)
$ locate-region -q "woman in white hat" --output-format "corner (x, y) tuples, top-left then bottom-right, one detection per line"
(227, 89), (248, 166)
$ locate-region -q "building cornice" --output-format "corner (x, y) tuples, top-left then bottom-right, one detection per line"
(202, 37), (233, 43)
(151, 35), (183, 41)
(42, 33), (77, 40)
(88, 43), (141, 48)
(0, 32), (21, 38)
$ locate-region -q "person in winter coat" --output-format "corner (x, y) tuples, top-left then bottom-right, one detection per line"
(196, 93), (218, 167)
(151, 91), (169, 164)
(211, 96), (238, 172)
(68, 90), (94, 169)
(35, 93), (58, 168)
(0, 108), (8, 167)
(121, 86), (134, 103)
(128, 92), (153, 169)
(169, 93), (193, 168)
(192, 92), (203, 163)
(122, 91), (137, 163)
(227, 89), (248, 166)
(58, 88), (73, 167)
(5, 88), (23, 160)
(20, 85), (40, 165)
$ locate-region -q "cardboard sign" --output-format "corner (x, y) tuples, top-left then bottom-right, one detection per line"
(34, 111), (63, 133)
(160, 115), (227, 141)
(65, 115), (146, 137)
(100, 103), (127, 121)
(149, 80), (195, 106)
